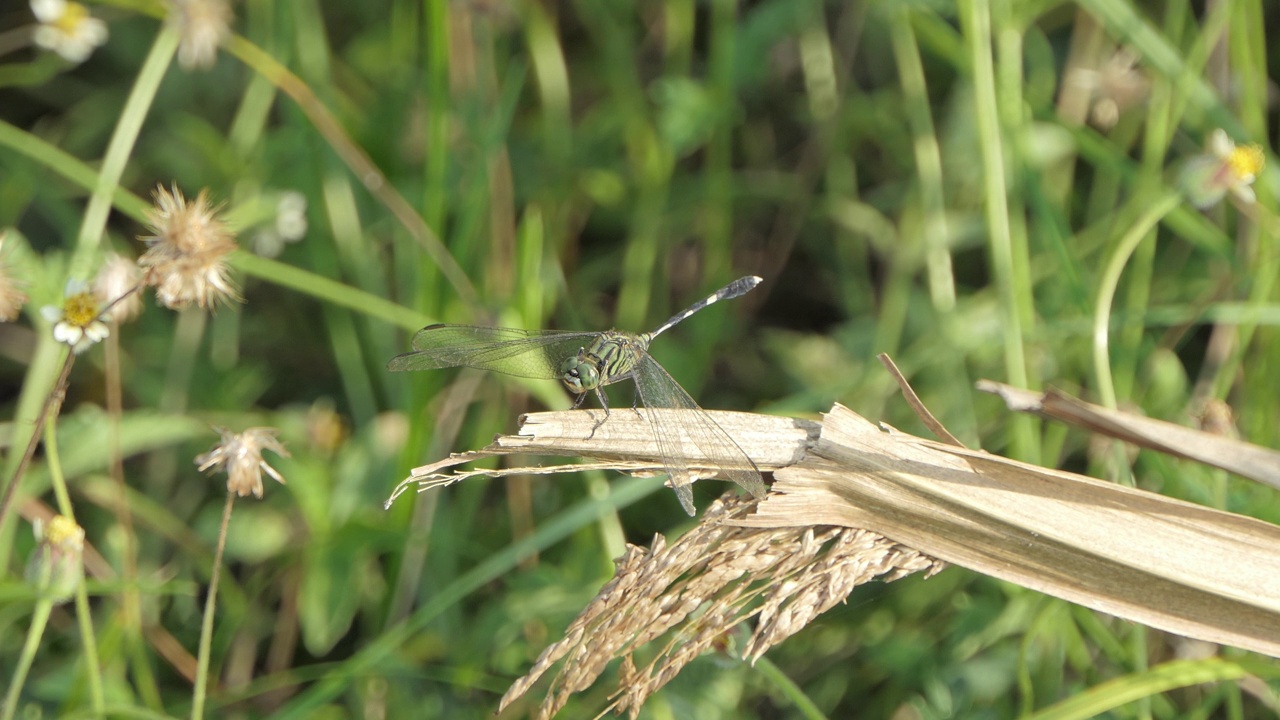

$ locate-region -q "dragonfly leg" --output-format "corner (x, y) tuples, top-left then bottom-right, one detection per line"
(629, 383), (644, 418)
(586, 388), (611, 439)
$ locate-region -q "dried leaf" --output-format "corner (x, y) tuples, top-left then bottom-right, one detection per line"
(392, 401), (1280, 716)
(741, 405), (1280, 658)
(978, 380), (1280, 490)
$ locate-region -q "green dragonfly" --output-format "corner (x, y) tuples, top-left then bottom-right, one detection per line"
(388, 276), (767, 514)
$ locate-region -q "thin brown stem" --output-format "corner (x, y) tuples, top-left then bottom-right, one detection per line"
(0, 280), (142, 529)
(0, 351), (75, 528)
(95, 281), (144, 323)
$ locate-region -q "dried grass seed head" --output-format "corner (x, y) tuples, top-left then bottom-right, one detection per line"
(93, 252), (144, 323)
(167, 0), (232, 70)
(500, 493), (946, 719)
(138, 184), (241, 310)
(1088, 47), (1148, 129)
(196, 426), (290, 498)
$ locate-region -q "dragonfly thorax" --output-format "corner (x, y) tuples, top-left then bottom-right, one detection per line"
(558, 331), (648, 393)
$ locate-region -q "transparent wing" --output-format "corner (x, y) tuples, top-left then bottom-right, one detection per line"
(632, 352), (766, 514)
(387, 324), (596, 379)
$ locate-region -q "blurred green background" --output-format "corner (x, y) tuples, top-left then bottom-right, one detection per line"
(2, 0), (1280, 717)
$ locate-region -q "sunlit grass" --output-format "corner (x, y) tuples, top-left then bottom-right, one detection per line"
(0, 0), (1278, 717)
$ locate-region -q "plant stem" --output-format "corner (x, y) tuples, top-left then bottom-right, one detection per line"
(960, 0), (1038, 463)
(70, 25), (179, 277)
(192, 492), (235, 720)
(1, 599), (53, 720)
(1091, 192), (1183, 410)
(0, 352), (73, 530)
(43, 422), (104, 713)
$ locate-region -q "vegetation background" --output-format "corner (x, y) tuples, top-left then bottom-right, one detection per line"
(1, 0), (1279, 717)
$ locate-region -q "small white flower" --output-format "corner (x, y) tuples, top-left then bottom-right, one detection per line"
(1179, 129), (1266, 209)
(25, 514), (84, 604)
(40, 279), (110, 353)
(31, 0), (108, 64)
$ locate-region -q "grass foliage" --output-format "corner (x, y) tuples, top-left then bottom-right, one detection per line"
(1, 0), (1279, 717)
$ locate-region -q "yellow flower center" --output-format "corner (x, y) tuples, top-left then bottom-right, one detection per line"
(62, 291), (99, 327)
(45, 515), (83, 547)
(1228, 143), (1265, 182)
(53, 2), (91, 34)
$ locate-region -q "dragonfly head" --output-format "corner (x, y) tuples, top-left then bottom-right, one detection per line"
(558, 353), (600, 393)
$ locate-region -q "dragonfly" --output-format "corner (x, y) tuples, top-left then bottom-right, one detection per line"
(388, 275), (767, 515)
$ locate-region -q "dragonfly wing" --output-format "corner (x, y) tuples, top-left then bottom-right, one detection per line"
(388, 325), (593, 380)
(631, 353), (766, 512)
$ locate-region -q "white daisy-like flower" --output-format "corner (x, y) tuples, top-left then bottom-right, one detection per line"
(1179, 129), (1266, 209)
(30, 0), (108, 64)
(40, 279), (110, 353)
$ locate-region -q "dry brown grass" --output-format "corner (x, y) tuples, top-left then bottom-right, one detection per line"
(498, 492), (945, 719)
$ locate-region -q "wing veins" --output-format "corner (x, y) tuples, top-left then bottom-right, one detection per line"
(632, 354), (766, 507)
(388, 325), (594, 379)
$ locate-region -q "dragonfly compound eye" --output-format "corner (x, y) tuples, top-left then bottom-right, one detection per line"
(558, 357), (599, 392)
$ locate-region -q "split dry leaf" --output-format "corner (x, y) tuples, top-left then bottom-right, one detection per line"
(740, 404), (1280, 659)
(385, 408), (817, 508)
(977, 380), (1280, 490)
